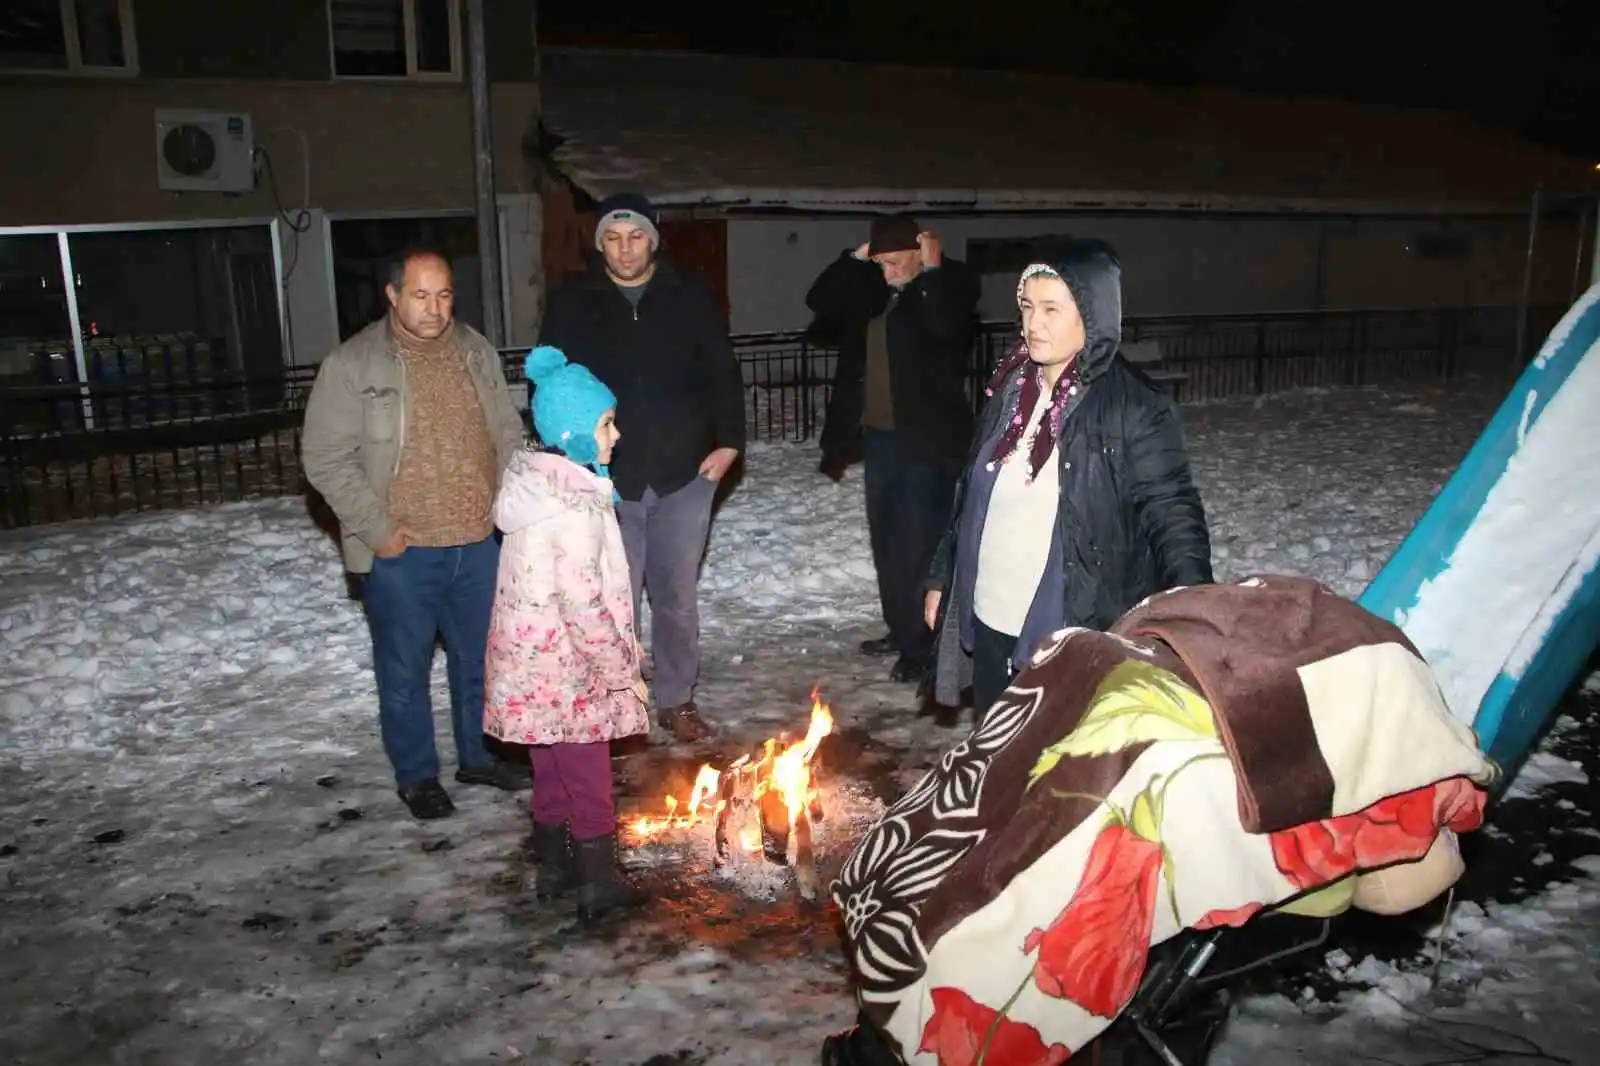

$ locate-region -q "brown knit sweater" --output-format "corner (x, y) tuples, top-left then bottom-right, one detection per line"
(386, 318), (498, 547)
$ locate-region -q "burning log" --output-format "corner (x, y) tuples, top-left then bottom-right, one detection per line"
(713, 777), (736, 866)
(712, 756), (751, 868)
(760, 787), (790, 866)
(806, 747), (826, 824)
(794, 804), (818, 901)
(634, 689), (835, 896)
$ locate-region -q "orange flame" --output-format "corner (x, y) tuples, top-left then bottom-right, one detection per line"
(630, 689), (834, 844)
(761, 688), (833, 828)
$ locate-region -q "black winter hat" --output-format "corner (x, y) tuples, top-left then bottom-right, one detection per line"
(867, 212), (921, 256)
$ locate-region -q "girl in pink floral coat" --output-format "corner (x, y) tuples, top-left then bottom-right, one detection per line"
(484, 345), (649, 925)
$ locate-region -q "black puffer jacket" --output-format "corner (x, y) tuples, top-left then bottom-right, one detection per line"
(925, 240), (1213, 705)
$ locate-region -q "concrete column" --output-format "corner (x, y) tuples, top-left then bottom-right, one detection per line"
(497, 192), (544, 348)
(280, 209), (339, 366)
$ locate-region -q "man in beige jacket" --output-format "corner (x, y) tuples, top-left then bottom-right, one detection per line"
(302, 248), (528, 820)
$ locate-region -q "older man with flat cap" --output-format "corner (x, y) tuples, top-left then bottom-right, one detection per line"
(806, 214), (980, 683)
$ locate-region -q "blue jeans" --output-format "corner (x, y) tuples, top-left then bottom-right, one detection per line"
(362, 536), (499, 788)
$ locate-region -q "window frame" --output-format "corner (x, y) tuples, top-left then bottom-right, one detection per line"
(0, 0), (140, 77)
(326, 0), (462, 83)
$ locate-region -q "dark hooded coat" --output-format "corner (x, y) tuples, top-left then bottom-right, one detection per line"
(925, 239), (1214, 705)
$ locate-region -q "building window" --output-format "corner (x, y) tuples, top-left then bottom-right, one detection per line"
(1, 225), (286, 435)
(329, 215), (482, 341)
(1410, 232), (1473, 262)
(0, 0), (138, 75)
(966, 236), (1076, 276)
(328, 0), (460, 80)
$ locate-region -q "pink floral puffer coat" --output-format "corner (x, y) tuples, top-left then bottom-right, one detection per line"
(483, 447), (649, 746)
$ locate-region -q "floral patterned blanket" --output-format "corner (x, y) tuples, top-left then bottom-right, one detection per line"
(831, 576), (1496, 1065)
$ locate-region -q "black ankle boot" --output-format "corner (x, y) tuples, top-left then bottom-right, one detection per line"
(531, 821), (576, 903)
(572, 832), (647, 926)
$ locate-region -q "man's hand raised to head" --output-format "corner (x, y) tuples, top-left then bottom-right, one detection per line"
(917, 231), (942, 269)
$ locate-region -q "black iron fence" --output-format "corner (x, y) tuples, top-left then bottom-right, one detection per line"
(728, 303), (1548, 441)
(0, 304), (1554, 528)
(0, 367), (314, 530)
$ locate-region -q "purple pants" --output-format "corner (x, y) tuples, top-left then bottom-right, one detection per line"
(529, 741), (616, 841)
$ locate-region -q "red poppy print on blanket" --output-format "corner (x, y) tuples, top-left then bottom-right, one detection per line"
(1192, 901), (1265, 930)
(1270, 776), (1487, 890)
(1022, 823), (1163, 1018)
(918, 987), (1072, 1066)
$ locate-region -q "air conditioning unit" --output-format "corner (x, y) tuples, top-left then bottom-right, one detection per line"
(154, 109), (255, 193)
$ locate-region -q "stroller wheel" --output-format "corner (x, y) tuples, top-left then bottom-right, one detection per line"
(1095, 989), (1232, 1065)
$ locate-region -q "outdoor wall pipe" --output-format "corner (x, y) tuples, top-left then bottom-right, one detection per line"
(1512, 185), (1541, 375)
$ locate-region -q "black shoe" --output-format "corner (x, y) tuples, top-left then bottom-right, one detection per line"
(572, 832), (648, 926)
(859, 635), (898, 657)
(531, 821), (577, 904)
(821, 1014), (901, 1066)
(456, 760), (532, 792)
(398, 779), (455, 820)
(888, 656), (925, 684)
(656, 701), (713, 743)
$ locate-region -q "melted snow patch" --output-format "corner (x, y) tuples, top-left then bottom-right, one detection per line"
(1505, 749), (1591, 799)
(1215, 861), (1600, 1064)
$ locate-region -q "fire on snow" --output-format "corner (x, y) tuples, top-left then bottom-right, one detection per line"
(630, 689), (835, 851)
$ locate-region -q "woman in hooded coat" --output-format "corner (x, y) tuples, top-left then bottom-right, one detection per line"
(923, 239), (1214, 718)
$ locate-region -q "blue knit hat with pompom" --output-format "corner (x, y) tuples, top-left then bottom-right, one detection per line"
(525, 346), (617, 484)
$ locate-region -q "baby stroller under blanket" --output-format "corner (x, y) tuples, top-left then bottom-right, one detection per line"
(828, 576), (1496, 1065)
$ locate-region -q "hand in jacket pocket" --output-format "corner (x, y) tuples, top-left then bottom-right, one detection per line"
(375, 526), (413, 559)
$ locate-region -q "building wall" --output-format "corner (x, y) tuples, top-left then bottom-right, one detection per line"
(0, 74), (542, 365)
(0, 1), (544, 365)
(0, 77), (540, 226)
(133, 0), (538, 82)
(725, 212), (1583, 334)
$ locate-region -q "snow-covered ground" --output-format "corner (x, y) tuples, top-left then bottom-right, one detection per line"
(1, 379), (1596, 1065)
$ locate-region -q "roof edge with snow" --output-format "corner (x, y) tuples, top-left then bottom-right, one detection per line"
(573, 182), (1534, 218)
(538, 46), (1596, 218)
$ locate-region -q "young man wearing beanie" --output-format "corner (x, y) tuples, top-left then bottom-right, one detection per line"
(806, 214), (980, 684)
(538, 193), (745, 743)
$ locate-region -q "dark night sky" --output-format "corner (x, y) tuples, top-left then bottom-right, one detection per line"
(540, 0), (1600, 162)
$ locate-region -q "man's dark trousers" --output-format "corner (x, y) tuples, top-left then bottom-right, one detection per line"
(862, 427), (957, 664)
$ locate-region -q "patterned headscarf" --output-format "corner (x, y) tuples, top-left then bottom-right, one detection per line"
(982, 264), (1084, 482)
